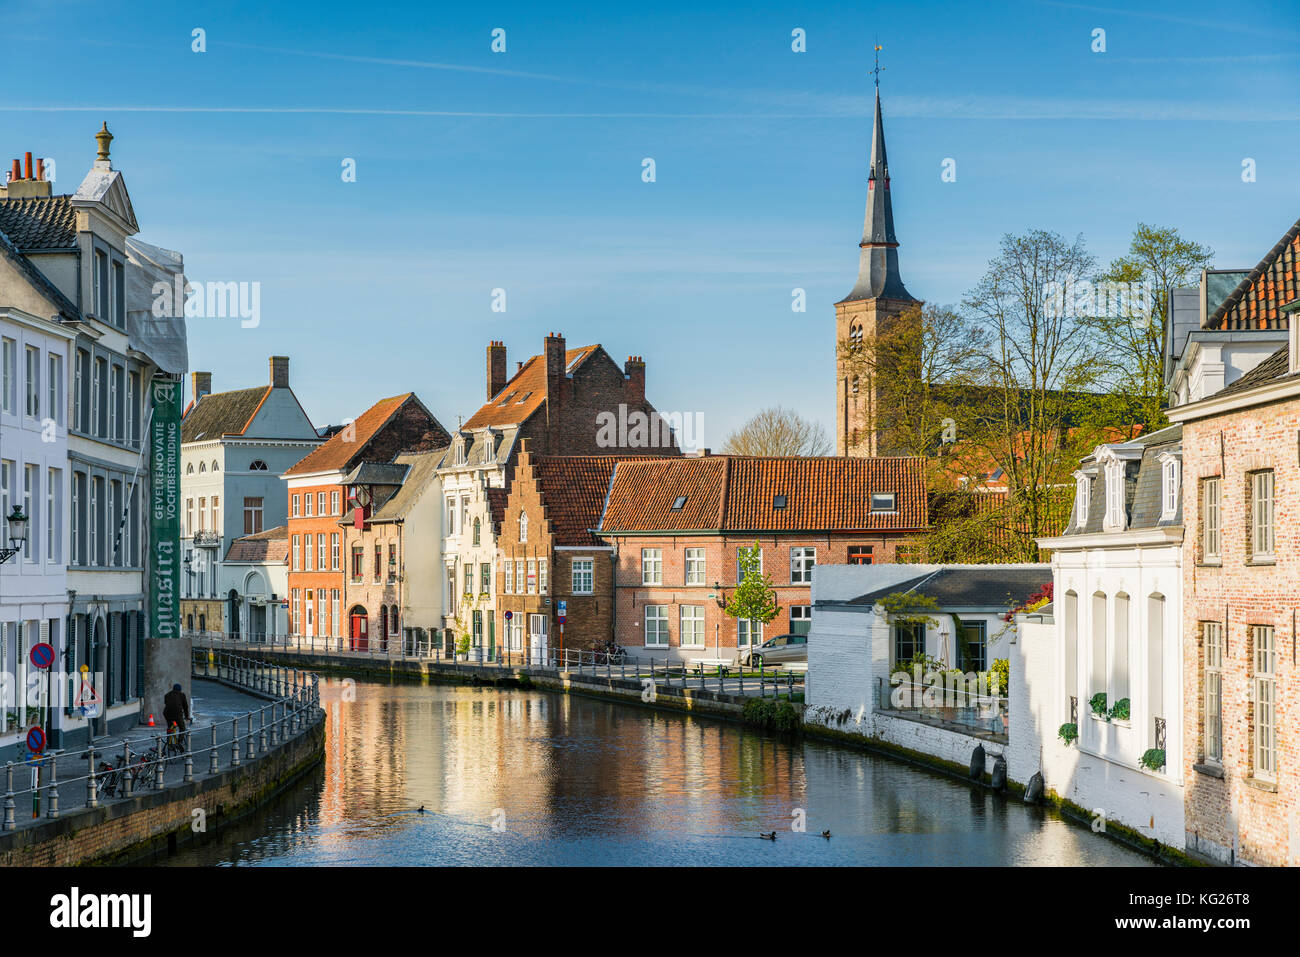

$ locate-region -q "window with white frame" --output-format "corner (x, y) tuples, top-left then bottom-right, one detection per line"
(1160, 455), (1180, 520)
(1104, 461), (1125, 529)
(1201, 477), (1220, 561)
(24, 345), (39, 419)
(1253, 625), (1277, 780)
(737, 618), (763, 648)
(304, 533), (314, 571)
(572, 558), (593, 594)
(871, 492), (896, 513)
(292, 534), (300, 570)
(292, 494), (300, 517)
(504, 560), (514, 594)
(318, 492), (326, 515)
(790, 546), (816, 584)
(519, 511), (527, 542)
(527, 559), (537, 594)
(514, 560), (524, 595)
(1, 337), (14, 414)
(318, 535), (327, 571)
(684, 547), (705, 585)
(304, 492), (313, 517)
(1074, 473), (1090, 527)
(331, 490), (340, 515)
(47, 353), (62, 427)
(644, 606), (669, 647)
(446, 497), (456, 533)
(331, 533), (340, 570)
(1202, 621), (1223, 764)
(790, 605), (812, 635)
(538, 558), (548, 594)
(735, 547), (762, 583)
(1251, 470), (1275, 560)
(680, 605), (705, 647)
(641, 548), (662, 585)
(45, 468), (60, 564)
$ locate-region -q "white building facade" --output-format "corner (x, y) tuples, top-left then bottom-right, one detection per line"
(1026, 425), (1186, 847)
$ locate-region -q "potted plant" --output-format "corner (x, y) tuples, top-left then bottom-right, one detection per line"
(1089, 692), (1109, 719)
(1058, 722), (1079, 745)
(1108, 697), (1130, 722)
(1139, 748), (1165, 772)
(455, 634), (471, 661)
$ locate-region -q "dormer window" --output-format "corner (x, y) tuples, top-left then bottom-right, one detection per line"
(1104, 461), (1125, 530)
(871, 493), (896, 513)
(516, 391), (532, 404)
(498, 392), (516, 407)
(1073, 473), (1090, 528)
(1158, 452), (1181, 521)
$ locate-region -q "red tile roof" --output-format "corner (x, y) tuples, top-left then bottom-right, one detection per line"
(283, 393), (411, 477)
(224, 525), (289, 564)
(463, 346), (596, 430)
(599, 455), (928, 533)
(531, 456), (621, 546)
(1205, 217), (1300, 331)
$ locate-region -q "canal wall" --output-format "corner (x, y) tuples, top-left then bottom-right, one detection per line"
(0, 667), (326, 867)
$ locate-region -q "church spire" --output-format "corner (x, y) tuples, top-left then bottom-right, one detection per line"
(841, 77), (916, 304)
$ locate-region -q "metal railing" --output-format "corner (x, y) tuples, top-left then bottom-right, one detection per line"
(875, 676), (1009, 739)
(1, 651), (321, 832)
(190, 634), (805, 700)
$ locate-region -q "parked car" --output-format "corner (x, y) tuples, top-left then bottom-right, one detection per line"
(739, 633), (808, 668)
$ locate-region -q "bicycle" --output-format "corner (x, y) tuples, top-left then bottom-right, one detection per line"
(162, 723), (187, 763)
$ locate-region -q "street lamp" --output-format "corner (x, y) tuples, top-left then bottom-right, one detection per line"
(0, 506), (28, 564)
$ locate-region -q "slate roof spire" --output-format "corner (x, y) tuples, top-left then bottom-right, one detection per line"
(841, 81), (916, 304)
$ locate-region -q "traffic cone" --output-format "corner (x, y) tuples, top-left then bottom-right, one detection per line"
(147, 713), (155, 727)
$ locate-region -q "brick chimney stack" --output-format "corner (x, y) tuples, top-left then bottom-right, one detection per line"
(487, 340), (507, 399)
(544, 331), (566, 397)
(624, 355), (646, 405)
(270, 356), (290, 388)
(192, 372), (212, 405)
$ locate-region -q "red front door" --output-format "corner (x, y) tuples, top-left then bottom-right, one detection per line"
(351, 612), (368, 651)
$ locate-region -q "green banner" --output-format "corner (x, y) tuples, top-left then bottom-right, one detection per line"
(149, 374), (183, 639)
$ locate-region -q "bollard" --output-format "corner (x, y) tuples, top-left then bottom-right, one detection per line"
(123, 742), (134, 797)
(46, 759), (59, 818)
(210, 726), (219, 775)
(154, 742), (165, 791)
(246, 714), (255, 761)
(231, 718), (241, 767)
(184, 732), (194, 783)
(86, 747), (98, 808)
(259, 709), (267, 753)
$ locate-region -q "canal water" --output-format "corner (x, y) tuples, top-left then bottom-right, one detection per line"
(164, 679), (1153, 866)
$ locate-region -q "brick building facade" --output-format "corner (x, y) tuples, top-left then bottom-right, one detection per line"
(1168, 225), (1300, 866)
(495, 446), (619, 659)
(284, 393), (449, 648)
(597, 454), (928, 663)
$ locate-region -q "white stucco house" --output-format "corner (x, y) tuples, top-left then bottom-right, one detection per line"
(806, 563), (1051, 773)
(1023, 424), (1185, 847)
(220, 525), (288, 642)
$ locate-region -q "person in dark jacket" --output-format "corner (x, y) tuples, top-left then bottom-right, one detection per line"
(163, 683), (192, 733)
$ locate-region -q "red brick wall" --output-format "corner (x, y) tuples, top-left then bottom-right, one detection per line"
(1182, 397), (1300, 866)
(609, 533), (905, 656)
(286, 481), (347, 639)
(496, 450), (615, 653)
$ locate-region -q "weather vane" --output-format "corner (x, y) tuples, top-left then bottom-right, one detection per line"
(872, 41), (884, 88)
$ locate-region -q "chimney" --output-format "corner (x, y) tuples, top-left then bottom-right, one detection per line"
(3, 153), (52, 198)
(487, 340), (507, 399)
(192, 372), (212, 405)
(544, 332), (566, 401)
(270, 356), (290, 388)
(624, 355), (646, 405)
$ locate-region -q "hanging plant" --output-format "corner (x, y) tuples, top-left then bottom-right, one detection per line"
(1140, 748), (1165, 772)
(1108, 697), (1130, 721)
(1058, 722), (1078, 745)
(1089, 692), (1108, 718)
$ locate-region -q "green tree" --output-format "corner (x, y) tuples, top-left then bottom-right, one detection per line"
(1088, 223), (1214, 436)
(725, 543), (780, 641)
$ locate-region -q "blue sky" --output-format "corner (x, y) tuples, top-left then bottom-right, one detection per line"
(3, 0), (1299, 444)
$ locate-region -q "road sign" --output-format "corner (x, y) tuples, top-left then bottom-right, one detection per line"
(29, 642), (55, 670)
(557, 600), (567, 616)
(75, 677), (102, 718)
(558, 616), (567, 625)
(504, 610), (513, 620)
(25, 725), (45, 754)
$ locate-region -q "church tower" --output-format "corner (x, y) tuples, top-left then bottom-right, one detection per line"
(835, 82), (922, 457)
